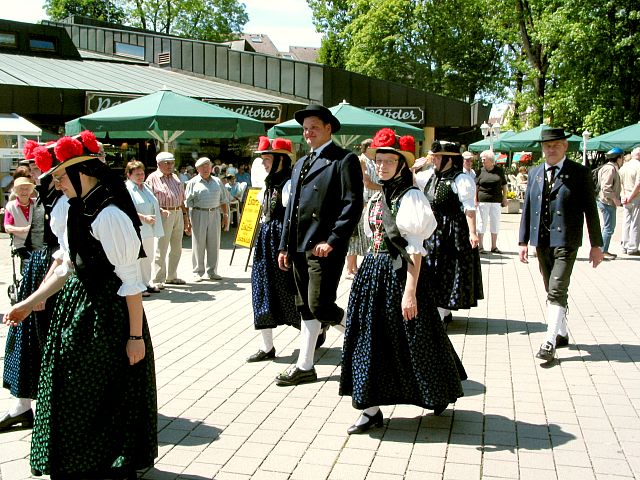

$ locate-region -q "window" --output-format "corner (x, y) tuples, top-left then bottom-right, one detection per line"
(29, 36), (56, 52)
(250, 35), (263, 43)
(114, 42), (145, 59)
(0, 32), (17, 48)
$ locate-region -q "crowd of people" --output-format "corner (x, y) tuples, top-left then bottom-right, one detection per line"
(0, 103), (637, 476)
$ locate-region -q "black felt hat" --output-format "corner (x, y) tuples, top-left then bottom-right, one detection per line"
(539, 128), (572, 143)
(294, 104), (341, 133)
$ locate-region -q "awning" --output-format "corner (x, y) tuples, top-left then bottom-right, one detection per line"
(0, 113), (42, 136)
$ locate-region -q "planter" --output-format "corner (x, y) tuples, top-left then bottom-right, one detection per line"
(502, 199), (521, 214)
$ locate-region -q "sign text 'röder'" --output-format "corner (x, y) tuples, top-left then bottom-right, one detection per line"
(364, 106), (424, 125)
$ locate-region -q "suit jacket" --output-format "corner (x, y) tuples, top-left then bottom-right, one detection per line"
(518, 159), (602, 248)
(279, 142), (364, 254)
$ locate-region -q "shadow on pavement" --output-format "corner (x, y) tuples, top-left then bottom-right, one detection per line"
(158, 413), (222, 446)
(447, 318), (547, 335)
(561, 343), (640, 363)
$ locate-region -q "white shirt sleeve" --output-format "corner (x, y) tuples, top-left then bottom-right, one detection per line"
(454, 174), (477, 212)
(414, 168), (434, 191)
(281, 180), (292, 207)
(49, 196), (73, 277)
(91, 205), (146, 296)
(396, 189), (437, 255)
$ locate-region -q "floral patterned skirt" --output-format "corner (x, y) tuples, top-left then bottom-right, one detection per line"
(31, 273), (157, 477)
(340, 252), (466, 409)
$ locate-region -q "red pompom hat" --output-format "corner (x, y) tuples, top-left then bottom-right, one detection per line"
(40, 130), (102, 178)
(255, 136), (294, 156)
(367, 128), (416, 167)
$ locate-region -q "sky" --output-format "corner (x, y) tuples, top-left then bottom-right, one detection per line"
(1, 0), (323, 51)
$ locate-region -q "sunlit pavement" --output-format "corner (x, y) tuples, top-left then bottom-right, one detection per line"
(1, 208), (639, 480)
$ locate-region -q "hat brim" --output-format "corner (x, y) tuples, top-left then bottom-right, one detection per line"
(40, 155), (96, 179)
(431, 151), (462, 156)
(539, 133), (571, 142)
(294, 110), (341, 133)
(255, 149), (295, 157)
(367, 147), (415, 168)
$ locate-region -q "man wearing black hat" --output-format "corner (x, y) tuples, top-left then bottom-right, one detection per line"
(519, 128), (603, 362)
(276, 104), (364, 385)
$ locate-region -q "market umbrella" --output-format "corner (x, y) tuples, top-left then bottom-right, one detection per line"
(500, 124), (582, 152)
(267, 100), (424, 147)
(468, 130), (517, 152)
(584, 122), (640, 152)
(0, 113), (42, 136)
(65, 89), (265, 150)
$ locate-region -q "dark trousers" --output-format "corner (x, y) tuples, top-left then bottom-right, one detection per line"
(291, 250), (346, 324)
(535, 246), (578, 308)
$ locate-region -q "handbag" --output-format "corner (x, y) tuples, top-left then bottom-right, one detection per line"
(7, 237), (21, 305)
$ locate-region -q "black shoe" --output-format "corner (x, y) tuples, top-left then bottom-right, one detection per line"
(536, 341), (556, 361)
(275, 367), (317, 386)
(146, 286), (161, 294)
(628, 250), (640, 256)
(555, 334), (569, 348)
(246, 347), (276, 363)
(431, 404), (448, 416)
(347, 409), (383, 434)
(0, 409), (34, 431)
(443, 313), (453, 324)
(315, 325), (328, 350)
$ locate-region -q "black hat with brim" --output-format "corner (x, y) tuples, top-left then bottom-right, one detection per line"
(294, 104), (341, 133)
(539, 128), (572, 143)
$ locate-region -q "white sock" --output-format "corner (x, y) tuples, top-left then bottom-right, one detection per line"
(260, 329), (274, 353)
(296, 319), (321, 371)
(557, 312), (568, 337)
(545, 303), (566, 346)
(438, 308), (451, 320)
(354, 406), (380, 426)
(9, 398), (31, 417)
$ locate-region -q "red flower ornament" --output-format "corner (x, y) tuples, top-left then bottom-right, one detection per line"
(33, 146), (54, 173)
(398, 135), (415, 154)
(23, 140), (40, 160)
(372, 128), (397, 148)
(257, 136), (271, 151)
(79, 130), (100, 154)
(54, 136), (84, 162)
(272, 138), (292, 152)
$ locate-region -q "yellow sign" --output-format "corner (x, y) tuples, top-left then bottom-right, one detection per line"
(234, 187), (262, 248)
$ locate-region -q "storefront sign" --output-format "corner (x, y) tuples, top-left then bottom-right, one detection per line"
(364, 106), (424, 125)
(86, 92), (141, 114)
(205, 100), (282, 123)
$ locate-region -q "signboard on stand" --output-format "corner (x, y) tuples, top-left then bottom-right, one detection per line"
(231, 187), (262, 270)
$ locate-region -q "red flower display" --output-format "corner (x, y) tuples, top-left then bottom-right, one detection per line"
(22, 140), (39, 160)
(54, 136), (84, 162)
(272, 138), (292, 152)
(33, 146), (54, 173)
(79, 130), (100, 154)
(257, 136), (271, 151)
(398, 135), (415, 154)
(372, 128), (397, 148)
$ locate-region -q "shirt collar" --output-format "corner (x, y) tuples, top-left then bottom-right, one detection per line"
(311, 139), (333, 157)
(545, 157), (565, 172)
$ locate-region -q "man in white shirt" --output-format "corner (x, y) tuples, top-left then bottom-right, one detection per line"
(619, 147), (640, 255)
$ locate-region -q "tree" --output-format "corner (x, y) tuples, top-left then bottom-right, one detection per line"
(45, 0), (126, 23)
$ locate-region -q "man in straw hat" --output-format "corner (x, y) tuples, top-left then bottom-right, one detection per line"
(276, 104), (364, 386)
(519, 127), (603, 362)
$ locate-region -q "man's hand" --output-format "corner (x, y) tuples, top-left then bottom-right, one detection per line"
(519, 244), (529, 264)
(589, 247), (604, 268)
(313, 242), (333, 257)
(278, 251), (290, 271)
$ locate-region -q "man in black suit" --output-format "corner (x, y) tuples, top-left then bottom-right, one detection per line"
(519, 127), (604, 362)
(276, 104), (364, 385)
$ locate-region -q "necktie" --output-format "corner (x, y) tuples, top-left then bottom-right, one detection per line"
(300, 151), (316, 180)
(547, 165), (558, 187)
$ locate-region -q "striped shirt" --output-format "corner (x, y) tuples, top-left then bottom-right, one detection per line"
(185, 175), (228, 209)
(145, 170), (185, 208)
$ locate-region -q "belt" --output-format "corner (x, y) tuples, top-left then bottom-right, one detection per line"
(192, 206), (219, 211)
(163, 206), (182, 210)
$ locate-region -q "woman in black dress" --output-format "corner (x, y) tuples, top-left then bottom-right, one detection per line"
(340, 128), (466, 434)
(247, 137), (301, 362)
(417, 141), (483, 324)
(4, 131), (157, 480)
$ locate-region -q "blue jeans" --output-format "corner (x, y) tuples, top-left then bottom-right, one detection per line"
(597, 200), (617, 252)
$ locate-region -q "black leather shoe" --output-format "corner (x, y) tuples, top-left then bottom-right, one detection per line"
(275, 367), (317, 386)
(0, 409), (34, 431)
(431, 404), (448, 416)
(555, 334), (569, 348)
(315, 325), (328, 350)
(246, 347), (276, 363)
(536, 341), (555, 361)
(443, 313), (453, 324)
(347, 409), (383, 434)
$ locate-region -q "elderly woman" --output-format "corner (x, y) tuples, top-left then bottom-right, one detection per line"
(125, 160), (164, 296)
(417, 141), (483, 325)
(340, 128), (466, 434)
(475, 150), (508, 253)
(247, 137), (301, 362)
(4, 132), (157, 479)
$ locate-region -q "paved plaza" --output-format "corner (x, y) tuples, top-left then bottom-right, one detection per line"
(0, 211), (639, 480)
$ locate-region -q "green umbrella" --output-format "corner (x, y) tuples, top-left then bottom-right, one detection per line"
(267, 100), (424, 147)
(468, 130), (517, 152)
(65, 89), (265, 150)
(584, 122), (640, 152)
(500, 124), (582, 152)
